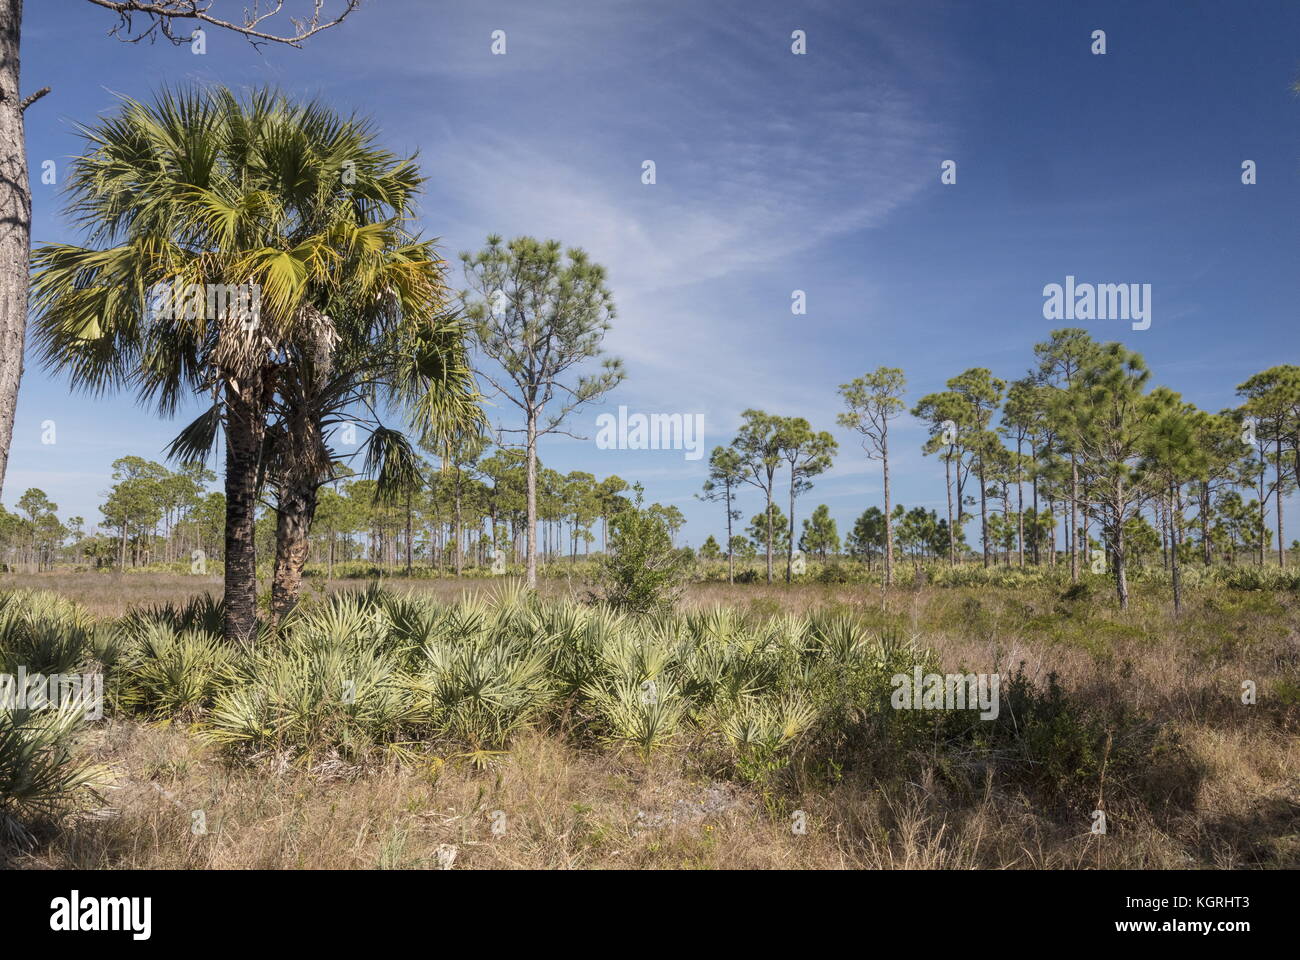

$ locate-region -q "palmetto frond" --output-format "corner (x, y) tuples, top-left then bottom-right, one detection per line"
(360, 427), (423, 505)
(165, 401), (224, 465)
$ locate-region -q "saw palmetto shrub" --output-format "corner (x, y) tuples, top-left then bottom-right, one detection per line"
(0, 706), (105, 847)
(0, 590), (98, 677)
(206, 593), (409, 760)
(112, 622), (239, 719)
(0, 592), (105, 845)
(400, 595), (556, 750)
(0, 583), (1190, 841)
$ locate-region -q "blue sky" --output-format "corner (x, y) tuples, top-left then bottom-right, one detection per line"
(8, 0), (1299, 545)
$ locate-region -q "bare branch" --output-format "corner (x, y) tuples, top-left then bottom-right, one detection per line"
(84, 0), (361, 48)
(19, 87), (51, 112)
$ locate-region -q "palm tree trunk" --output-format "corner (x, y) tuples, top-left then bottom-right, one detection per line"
(270, 481), (317, 626)
(0, 0), (30, 504)
(223, 384), (264, 643)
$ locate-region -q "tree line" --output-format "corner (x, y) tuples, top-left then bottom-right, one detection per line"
(697, 337), (1298, 610)
(0, 447), (668, 578)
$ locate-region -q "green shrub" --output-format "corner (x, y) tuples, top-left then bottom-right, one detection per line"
(0, 706), (104, 844)
(717, 693), (818, 780)
(589, 494), (688, 615)
(402, 596), (555, 749)
(0, 590), (98, 676)
(581, 675), (687, 756)
(113, 623), (238, 718)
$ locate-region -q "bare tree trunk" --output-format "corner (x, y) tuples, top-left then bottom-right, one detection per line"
(223, 384), (264, 643)
(944, 454), (955, 567)
(1069, 455), (1080, 581)
(764, 496), (773, 584)
(1277, 437), (1286, 568)
(1047, 496), (1056, 565)
(1171, 483), (1182, 613)
(883, 432), (894, 585)
(1164, 494), (1175, 567)
(977, 456), (989, 569)
(1015, 438), (1024, 567)
(785, 473), (796, 583)
(725, 488), (735, 584)
(1258, 461), (1267, 566)
(405, 487), (413, 575)
(1113, 509), (1129, 610)
(453, 467), (463, 576)
(1200, 480), (1211, 565)
(1031, 460), (1040, 565)
(0, 0), (30, 504)
(1001, 487), (1011, 565)
(525, 410), (538, 589)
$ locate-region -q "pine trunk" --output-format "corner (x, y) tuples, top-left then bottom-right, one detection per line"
(0, 0), (28, 503)
(1069, 456), (1080, 582)
(1277, 437), (1286, 568)
(945, 454), (955, 567)
(883, 435), (894, 586)
(526, 410), (538, 589)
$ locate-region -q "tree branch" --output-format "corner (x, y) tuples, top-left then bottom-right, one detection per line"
(84, 0), (361, 47)
(19, 87), (51, 113)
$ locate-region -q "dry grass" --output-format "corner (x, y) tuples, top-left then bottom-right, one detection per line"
(0, 571), (567, 619)
(14, 714), (1295, 869)
(5, 570), (1298, 869)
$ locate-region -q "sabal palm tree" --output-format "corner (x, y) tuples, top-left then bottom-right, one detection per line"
(251, 307), (481, 624)
(30, 86), (467, 641)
